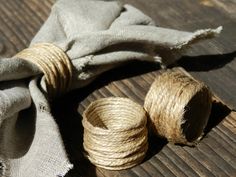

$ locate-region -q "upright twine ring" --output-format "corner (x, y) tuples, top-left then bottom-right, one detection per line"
(82, 97), (148, 170)
(14, 43), (73, 97)
(144, 69), (212, 145)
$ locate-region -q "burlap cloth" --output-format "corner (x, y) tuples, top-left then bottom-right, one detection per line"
(0, 0), (221, 176)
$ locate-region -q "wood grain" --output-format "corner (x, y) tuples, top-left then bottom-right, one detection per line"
(56, 66), (235, 177)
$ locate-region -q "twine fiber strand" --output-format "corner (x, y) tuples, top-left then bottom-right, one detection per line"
(82, 97), (148, 170)
(14, 43), (73, 97)
(144, 69), (212, 145)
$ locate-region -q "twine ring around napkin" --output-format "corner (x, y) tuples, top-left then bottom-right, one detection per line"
(14, 43), (73, 97)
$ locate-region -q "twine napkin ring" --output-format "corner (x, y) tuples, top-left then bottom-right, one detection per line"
(82, 97), (148, 170)
(144, 69), (212, 145)
(14, 43), (73, 97)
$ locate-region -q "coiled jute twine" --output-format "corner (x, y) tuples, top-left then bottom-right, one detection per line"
(14, 43), (73, 97)
(82, 97), (148, 170)
(144, 69), (212, 145)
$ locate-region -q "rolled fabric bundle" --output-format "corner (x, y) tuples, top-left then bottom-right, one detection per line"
(82, 97), (148, 170)
(0, 0), (221, 176)
(144, 69), (212, 145)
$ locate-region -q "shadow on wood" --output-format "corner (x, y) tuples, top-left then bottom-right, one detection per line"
(203, 100), (231, 135)
(144, 135), (167, 162)
(178, 51), (236, 71)
(51, 97), (96, 177)
(51, 60), (160, 177)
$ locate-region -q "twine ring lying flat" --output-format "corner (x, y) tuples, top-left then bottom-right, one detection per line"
(14, 43), (73, 97)
(82, 97), (148, 170)
(144, 69), (212, 145)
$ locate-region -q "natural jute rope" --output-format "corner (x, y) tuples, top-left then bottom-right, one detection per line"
(144, 69), (212, 145)
(14, 43), (73, 97)
(82, 97), (148, 170)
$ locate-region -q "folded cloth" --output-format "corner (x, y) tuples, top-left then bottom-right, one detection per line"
(0, 0), (222, 176)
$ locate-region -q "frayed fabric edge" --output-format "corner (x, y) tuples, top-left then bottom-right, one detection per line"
(57, 162), (73, 177)
(174, 26), (223, 50)
(158, 26), (223, 67)
(0, 157), (73, 177)
(0, 156), (10, 177)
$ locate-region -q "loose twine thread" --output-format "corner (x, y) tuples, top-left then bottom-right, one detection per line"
(144, 69), (212, 145)
(14, 43), (73, 97)
(82, 97), (148, 170)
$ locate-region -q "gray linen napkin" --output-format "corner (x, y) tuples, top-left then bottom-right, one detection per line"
(0, 0), (221, 176)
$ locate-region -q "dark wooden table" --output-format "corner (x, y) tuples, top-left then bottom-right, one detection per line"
(0, 0), (235, 177)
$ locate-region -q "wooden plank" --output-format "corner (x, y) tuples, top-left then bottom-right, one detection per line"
(69, 65), (236, 177)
